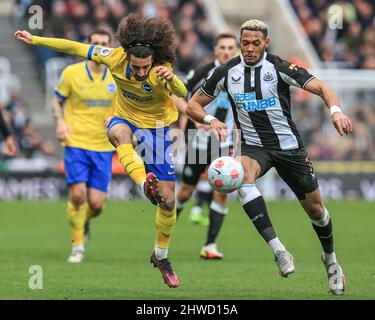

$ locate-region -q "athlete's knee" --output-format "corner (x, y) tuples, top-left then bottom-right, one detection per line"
(303, 199), (324, 220)
(107, 128), (121, 147)
(108, 125), (132, 147)
(241, 157), (261, 183)
(242, 166), (259, 184)
(70, 188), (85, 208)
(88, 200), (104, 217)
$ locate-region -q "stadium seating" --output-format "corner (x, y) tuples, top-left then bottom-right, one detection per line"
(291, 0), (375, 69)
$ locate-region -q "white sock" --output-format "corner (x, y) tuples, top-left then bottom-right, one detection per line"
(73, 245), (84, 253)
(323, 251), (337, 265)
(190, 205), (202, 215)
(155, 247), (168, 260)
(268, 237), (286, 255)
(311, 207), (330, 227)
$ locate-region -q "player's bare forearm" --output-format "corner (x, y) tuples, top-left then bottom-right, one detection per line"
(173, 96), (188, 130)
(186, 90), (228, 141)
(304, 78), (340, 109)
(173, 95), (187, 113)
(185, 90), (213, 123)
(305, 78), (353, 136)
(52, 97), (70, 141)
(51, 97), (64, 123)
(15, 30), (90, 59)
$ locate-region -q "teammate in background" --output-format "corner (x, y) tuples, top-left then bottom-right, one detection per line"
(0, 109), (17, 157)
(15, 14), (187, 287)
(52, 30), (116, 263)
(186, 19), (352, 295)
(176, 33), (238, 259)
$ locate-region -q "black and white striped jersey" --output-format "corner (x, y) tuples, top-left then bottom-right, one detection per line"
(200, 52), (315, 150)
(185, 59), (234, 149)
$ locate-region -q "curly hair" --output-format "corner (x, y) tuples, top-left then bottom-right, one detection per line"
(116, 13), (177, 65)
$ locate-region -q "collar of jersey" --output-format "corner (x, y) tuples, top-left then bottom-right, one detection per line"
(240, 52), (267, 68)
(85, 61), (108, 81)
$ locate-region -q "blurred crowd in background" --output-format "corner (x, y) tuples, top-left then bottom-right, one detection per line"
(0, 82), (57, 171)
(291, 0), (375, 69)
(290, 0), (375, 161)
(14, 0), (215, 73)
(291, 91), (375, 160)
(0, 0), (374, 171)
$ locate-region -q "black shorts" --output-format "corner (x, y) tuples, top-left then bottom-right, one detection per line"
(182, 144), (231, 186)
(239, 144), (319, 200)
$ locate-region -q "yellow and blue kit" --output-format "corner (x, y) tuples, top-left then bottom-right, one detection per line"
(55, 60), (116, 191)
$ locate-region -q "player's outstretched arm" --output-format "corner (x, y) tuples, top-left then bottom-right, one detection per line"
(15, 30), (92, 61)
(186, 89), (228, 141)
(304, 78), (353, 136)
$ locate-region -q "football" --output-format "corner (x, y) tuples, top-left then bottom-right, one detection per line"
(208, 156), (244, 193)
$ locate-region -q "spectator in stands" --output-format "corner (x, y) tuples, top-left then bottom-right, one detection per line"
(291, 0), (375, 69)
(4, 90), (56, 160)
(22, 0), (215, 73)
(0, 106), (17, 157)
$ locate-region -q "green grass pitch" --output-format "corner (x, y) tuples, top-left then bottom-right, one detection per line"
(0, 199), (374, 300)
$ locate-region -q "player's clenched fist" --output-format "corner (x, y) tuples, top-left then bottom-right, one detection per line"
(155, 66), (174, 82)
(14, 30), (33, 45)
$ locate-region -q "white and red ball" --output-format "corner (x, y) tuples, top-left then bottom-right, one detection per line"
(208, 156), (244, 193)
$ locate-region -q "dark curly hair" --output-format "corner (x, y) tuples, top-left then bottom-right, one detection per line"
(116, 13), (177, 65)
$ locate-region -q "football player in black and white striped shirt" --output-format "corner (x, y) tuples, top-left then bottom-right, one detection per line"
(186, 19), (352, 295)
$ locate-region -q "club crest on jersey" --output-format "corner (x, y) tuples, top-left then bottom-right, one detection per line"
(142, 82), (154, 93)
(100, 48), (112, 57)
(263, 71), (274, 81)
(107, 83), (116, 93)
(231, 76), (241, 83)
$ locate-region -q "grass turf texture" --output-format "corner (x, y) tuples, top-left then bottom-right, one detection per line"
(0, 199), (374, 300)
